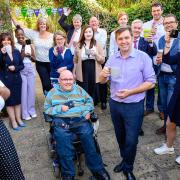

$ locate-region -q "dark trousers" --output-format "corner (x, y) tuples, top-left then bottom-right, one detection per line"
(109, 98), (144, 172)
(53, 117), (104, 177)
(77, 59), (99, 104)
(35, 61), (52, 94)
(145, 87), (155, 111)
(99, 59), (107, 104)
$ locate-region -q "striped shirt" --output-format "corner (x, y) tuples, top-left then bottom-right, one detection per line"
(44, 84), (94, 118)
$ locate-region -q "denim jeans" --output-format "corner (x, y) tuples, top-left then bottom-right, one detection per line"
(109, 98), (144, 172)
(145, 88), (155, 111)
(158, 74), (176, 126)
(53, 117), (104, 177)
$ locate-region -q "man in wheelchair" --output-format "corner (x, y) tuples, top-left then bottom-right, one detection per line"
(44, 70), (110, 180)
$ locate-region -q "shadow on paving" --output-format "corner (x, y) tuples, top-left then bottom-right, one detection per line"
(3, 76), (180, 180)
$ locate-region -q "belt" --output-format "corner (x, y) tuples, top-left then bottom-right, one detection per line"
(52, 118), (87, 129)
(160, 71), (175, 76)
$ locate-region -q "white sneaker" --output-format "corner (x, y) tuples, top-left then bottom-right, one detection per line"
(154, 144), (175, 155)
(24, 117), (31, 121)
(175, 156), (180, 164)
(31, 114), (37, 118)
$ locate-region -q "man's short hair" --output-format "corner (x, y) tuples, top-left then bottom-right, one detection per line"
(131, 19), (143, 27)
(151, 2), (163, 10)
(115, 26), (133, 39)
(73, 14), (82, 22)
(163, 13), (178, 23)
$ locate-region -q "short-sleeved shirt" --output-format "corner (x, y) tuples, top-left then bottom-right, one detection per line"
(105, 48), (156, 103)
(24, 28), (53, 62)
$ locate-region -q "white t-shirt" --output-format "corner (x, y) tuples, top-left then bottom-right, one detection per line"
(81, 45), (96, 60)
(15, 43), (32, 63)
(24, 28), (53, 62)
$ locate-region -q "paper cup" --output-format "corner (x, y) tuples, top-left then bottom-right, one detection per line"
(5, 45), (13, 61)
(111, 67), (120, 78)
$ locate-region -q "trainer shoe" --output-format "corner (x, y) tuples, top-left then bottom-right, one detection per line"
(24, 116), (31, 121)
(175, 156), (180, 164)
(31, 114), (37, 118)
(154, 143), (174, 155)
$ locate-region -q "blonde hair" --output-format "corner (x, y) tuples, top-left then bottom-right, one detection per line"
(36, 17), (50, 31)
(53, 31), (67, 46)
(117, 12), (128, 21)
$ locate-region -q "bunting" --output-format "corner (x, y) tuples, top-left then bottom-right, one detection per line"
(15, 7), (66, 18)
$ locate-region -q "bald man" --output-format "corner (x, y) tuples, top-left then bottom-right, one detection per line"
(44, 70), (110, 180)
(89, 17), (108, 109)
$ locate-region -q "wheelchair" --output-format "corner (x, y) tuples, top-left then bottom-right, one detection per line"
(43, 112), (101, 179)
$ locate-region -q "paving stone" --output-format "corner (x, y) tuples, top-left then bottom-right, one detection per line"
(5, 76), (180, 180)
(25, 167), (56, 180)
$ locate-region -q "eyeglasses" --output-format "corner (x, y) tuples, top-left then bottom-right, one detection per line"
(60, 78), (74, 82)
(163, 21), (176, 25)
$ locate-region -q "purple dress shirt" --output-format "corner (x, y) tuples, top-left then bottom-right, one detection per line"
(105, 48), (156, 103)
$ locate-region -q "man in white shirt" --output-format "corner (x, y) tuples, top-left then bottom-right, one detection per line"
(109, 12), (128, 57)
(143, 2), (165, 119)
(59, 8), (82, 55)
(89, 16), (108, 109)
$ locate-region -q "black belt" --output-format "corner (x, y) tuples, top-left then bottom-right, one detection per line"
(160, 71), (175, 76)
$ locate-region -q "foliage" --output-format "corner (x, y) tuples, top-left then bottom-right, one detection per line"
(4, 0), (180, 35)
(0, 1), (12, 34)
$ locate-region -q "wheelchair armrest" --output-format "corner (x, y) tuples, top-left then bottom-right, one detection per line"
(43, 112), (54, 122)
(90, 112), (98, 123)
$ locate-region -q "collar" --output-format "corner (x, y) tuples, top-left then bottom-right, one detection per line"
(133, 37), (140, 42)
(152, 17), (164, 25)
(115, 48), (136, 59)
(75, 28), (81, 33)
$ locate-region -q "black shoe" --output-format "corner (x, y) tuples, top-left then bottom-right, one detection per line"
(101, 103), (107, 110)
(62, 176), (74, 180)
(139, 129), (144, 136)
(123, 172), (136, 180)
(92, 169), (110, 180)
(144, 110), (154, 116)
(113, 162), (124, 173)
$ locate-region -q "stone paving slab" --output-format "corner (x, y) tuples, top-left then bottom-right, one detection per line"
(2, 77), (180, 180)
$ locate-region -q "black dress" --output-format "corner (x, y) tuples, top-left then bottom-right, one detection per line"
(0, 120), (25, 179)
(0, 49), (24, 106)
(163, 52), (180, 126)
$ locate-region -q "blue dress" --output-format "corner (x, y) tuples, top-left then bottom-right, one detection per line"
(49, 47), (74, 79)
(163, 52), (180, 126)
(0, 49), (24, 106)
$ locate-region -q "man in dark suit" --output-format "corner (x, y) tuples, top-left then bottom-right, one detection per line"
(131, 19), (157, 135)
(58, 8), (82, 55)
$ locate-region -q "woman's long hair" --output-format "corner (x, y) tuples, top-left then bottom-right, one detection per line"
(79, 26), (96, 49)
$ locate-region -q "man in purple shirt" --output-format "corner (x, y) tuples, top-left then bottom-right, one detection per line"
(99, 26), (155, 180)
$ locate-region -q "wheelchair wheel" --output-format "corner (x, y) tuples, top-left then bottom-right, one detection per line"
(53, 161), (60, 178)
(53, 165), (60, 178)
